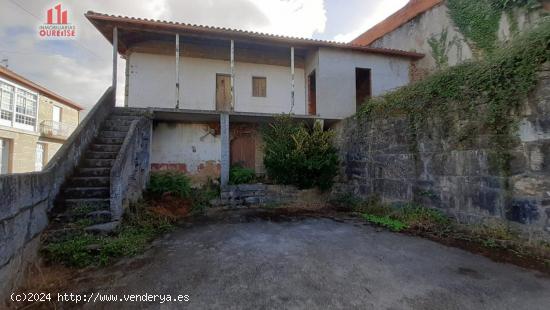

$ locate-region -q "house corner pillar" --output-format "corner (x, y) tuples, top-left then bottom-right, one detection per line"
(220, 112), (230, 187)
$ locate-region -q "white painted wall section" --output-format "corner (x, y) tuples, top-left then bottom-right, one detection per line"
(128, 52), (306, 114)
(151, 123), (221, 172)
(316, 48), (411, 119)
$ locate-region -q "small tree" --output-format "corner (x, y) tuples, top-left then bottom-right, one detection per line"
(262, 115), (339, 190)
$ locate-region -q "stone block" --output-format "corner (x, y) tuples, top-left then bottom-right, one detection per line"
(506, 198), (540, 224)
(511, 175), (550, 197)
(28, 201), (49, 240)
(237, 184), (267, 192)
(0, 209), (31, 267)
(244, 197), (260, 205)
(84, 221), (120, 235)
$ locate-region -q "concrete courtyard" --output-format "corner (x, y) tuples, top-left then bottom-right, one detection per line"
(53, 211), (550, 309)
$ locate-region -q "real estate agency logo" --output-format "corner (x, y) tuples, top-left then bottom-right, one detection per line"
(38, 4), (76, 39)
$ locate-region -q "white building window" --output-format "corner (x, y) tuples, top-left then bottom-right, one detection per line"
(0, 82), (14, 123)
(0, 78), (38, 131)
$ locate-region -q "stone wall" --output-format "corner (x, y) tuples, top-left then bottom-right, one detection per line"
(213, 184), (300, 207)
(336, 66), (550, 239)
(212, 184), (330, 209)
(110, 116), (152, 220)
(0, 88), (115, 304)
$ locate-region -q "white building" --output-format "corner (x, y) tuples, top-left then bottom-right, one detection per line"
(86, 12), (423, 185)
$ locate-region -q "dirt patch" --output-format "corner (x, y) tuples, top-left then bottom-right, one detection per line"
(149, 194), (191, 220)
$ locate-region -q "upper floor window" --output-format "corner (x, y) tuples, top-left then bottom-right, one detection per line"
(252, 77), (267, 97)
(0, 79), (38, 131)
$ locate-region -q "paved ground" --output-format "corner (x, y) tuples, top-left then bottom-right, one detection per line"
(60, 211), (549, 309)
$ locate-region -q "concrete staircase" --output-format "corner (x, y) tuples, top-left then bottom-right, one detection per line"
(54, 108), (145, 233)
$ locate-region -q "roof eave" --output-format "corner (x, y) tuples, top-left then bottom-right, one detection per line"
(85, 11), (424, 60)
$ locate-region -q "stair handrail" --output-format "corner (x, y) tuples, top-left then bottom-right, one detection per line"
(109, 114), (152, 220)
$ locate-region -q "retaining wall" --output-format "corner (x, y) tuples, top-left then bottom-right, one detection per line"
(336, 65), (550, 240)
(0, 88), (115, 303)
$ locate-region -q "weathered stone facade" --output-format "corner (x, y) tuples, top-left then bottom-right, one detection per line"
(336, 65), (550, 239)
(363, 2), (548, 78)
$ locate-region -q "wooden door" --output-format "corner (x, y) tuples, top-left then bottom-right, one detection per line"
(308, 71), (316, 115)
(231, 134), (255, 170)
(216, 74), (232, 111)
(355, 68), (372, 111)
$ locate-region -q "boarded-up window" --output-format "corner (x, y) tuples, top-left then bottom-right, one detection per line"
(252, 77), (267, 97)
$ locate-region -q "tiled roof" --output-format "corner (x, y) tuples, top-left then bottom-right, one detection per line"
(85, 11), (424, 59)
(351, 0), (444, 46)
(0, 66), (83, 111)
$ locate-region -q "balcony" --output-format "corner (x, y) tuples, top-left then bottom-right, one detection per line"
(40, 120), (75, 139)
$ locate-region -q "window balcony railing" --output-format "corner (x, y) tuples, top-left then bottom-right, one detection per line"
(39, 120), (75, 139)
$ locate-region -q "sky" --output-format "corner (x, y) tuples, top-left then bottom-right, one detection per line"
(0, 0), (408, 112)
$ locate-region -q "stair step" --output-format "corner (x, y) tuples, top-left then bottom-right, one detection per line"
(76, 167), (111, 177)
(87, 210), (113, 223)
(99, 130), (128, 138)
(107, 115), (140, 121)
(103, 119), (133, 127)
(70, 176), (110, 187)
(62, 198), (110, 210)
(102, 124), (131, 132)
(64, 187), (110, 199)
(90, 144), (121, 152)
(112, 107), (147, 116)
(95, 137), (125, 145)
(86, 151), (118, 159)
(84, 221), (120, 235)
(82, 158), (115, 168)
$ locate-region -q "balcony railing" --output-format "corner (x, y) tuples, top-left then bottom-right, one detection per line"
(40, 120), (76, 139)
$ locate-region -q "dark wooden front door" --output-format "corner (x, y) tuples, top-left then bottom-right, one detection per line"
(355, 68), (372, 110)
(230, 134), (255, 170)
(216, 74), (232, 111)
(308, 71), (316, 115)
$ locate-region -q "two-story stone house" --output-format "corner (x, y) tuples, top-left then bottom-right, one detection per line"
(85, 12), (424, 185)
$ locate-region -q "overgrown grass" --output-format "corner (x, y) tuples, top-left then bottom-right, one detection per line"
(189, 179), (220, 215)
(229, 164), (256, 185)
(331, 194), (449, 232)
(44, 170), (222, 268)
(43, 202), (174, 268)
(331, 193), (550, 264)
(362, 214), (409, 232)
(148, 171), (192, 198)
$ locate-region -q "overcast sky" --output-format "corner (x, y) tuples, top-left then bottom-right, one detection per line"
(0, 0), (408, 111)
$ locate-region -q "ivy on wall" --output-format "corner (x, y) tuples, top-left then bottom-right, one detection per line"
(358, 18), (550, 174)
(428, 28), (462, 69)
(447, 0), (543, 55)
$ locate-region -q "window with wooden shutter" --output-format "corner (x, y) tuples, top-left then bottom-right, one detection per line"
(252, 77), (266, 97)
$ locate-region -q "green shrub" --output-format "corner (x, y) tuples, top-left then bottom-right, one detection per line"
(263, 116), (339, 190)
(229, 164), (256, 185)
(148, 171), (191, 198)
(362, 214), (409, 232)
(190, 179), (220, 215)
